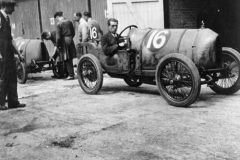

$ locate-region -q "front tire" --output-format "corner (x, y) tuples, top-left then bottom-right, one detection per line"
(156, 53), (201, 107)
(77, 54), (103, 94)
(210, 47), (240, 94)
(16, 60), (28, 84)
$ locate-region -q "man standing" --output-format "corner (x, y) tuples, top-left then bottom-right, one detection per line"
(83, 11), (103, 41)
(73, 12), (88, 60)
(54, 11), (76, 80)
(0, 0), (25, 110)
(73, 12), (89, 43)
(101, 18), (126, 56)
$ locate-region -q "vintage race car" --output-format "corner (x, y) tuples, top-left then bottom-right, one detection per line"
(15, 37), (67, 84)
(77, 25), (240, 107)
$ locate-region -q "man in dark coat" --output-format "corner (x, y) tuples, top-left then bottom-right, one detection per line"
(54, 11), (76, 80)
(0, 0), (25, 110)
(101, 18), (126, 56)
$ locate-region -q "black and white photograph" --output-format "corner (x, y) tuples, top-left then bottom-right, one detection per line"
(1, 0), (240, 159)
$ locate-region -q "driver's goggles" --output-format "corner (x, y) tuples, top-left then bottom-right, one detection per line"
(110, 25), (118, 28)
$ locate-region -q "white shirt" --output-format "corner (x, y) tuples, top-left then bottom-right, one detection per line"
(0, 10), (9, 29)
(111, 33), (117, 37)
(0, 10), (8, 19)
(79, 18), (88, 25)
(78, 18), (89, 42)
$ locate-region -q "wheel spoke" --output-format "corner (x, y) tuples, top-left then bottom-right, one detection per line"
(16, 61), (23, 79)
(214, 53), (239, 89)
(79, 59), (98, 90)
(160, 60), (193, 101)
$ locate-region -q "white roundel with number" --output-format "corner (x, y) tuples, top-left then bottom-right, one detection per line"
(144, 30), (171, 52)
(90, 27), (98, 39)
(16, 41), (26, 51)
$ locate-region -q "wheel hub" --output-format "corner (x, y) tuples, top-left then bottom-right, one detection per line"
(83, 70), (96, 82)
(174, 74), (181, 81)
(169, 74), (181, 84)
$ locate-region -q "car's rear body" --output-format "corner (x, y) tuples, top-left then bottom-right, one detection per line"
(128, 28), (222, 71)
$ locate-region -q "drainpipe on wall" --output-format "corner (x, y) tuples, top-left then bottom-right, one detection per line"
(87, 0), (92, 15)
(37, 0), (43, 38)
(163, 0), (170, 28)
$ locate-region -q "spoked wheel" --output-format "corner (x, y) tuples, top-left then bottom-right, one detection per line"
(156, 53), (201, 107)
(210, 47), (240, 94)
(52, 61), (68, 78)
(123, 77), (142, 87)
(77, 54), (103, 94)
(16, 59), (28, 84)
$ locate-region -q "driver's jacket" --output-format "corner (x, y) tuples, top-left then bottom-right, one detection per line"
(101, 31), (119, 56)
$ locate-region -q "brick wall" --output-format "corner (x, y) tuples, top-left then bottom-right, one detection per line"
(168, 0), (240, 51)
(168, 0), (201, 28)
(220, 0), (240, 50)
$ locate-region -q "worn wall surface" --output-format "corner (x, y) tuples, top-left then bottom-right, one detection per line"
(218, 0), (240, 51)
(167, 0), (201, 28)
(108, 0), (165, 32)
(167, 0), (240, 51)
(91, 0), (108, 34)
(11, 0), (41, 39)
(10, 0), (240, 53)
(11, 0), (89, 55)
(39, 0), (89, 54)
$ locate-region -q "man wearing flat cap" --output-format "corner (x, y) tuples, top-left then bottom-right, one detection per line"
(0, 0), (26, 110)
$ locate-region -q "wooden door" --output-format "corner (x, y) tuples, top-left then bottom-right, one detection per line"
(40, 0), (88, 55)
(11, 0), (41, 39)
(91, 0), (108, 34)
(107, 0), (165, 34)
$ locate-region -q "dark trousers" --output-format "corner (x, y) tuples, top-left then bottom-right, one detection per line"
(0, 40), (19, 106)
(65, 59), (74, 77)
(0, 59), (19, 106)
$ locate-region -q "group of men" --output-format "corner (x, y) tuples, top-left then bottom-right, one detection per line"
(0, 0), (125, 110)
(41, 11), (104, 80)
(73, 11), (103, 43)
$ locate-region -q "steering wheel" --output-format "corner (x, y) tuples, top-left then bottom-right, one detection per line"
(118, 25), (138, 38)
(117, 25), (138, 50)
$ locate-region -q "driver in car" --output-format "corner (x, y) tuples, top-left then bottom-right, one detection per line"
(101, 18), (126, 57)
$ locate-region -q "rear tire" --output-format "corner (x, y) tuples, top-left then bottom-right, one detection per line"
(156, 53), (201, 107)
(210, 47), (240, 94)
(16, 60), (28, 84)
(77, 54), (103, 94)
(52, 61), (68, 78)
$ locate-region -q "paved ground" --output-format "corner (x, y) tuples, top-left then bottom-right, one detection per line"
(1, 70), (240, 160)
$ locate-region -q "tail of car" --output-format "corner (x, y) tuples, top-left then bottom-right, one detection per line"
(128, 28), (222, 70)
